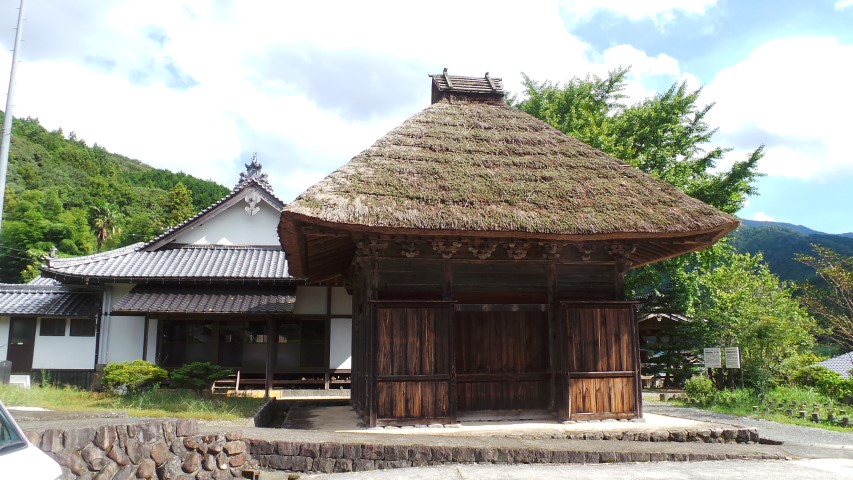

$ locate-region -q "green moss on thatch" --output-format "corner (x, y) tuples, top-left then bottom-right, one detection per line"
(285, 100), (735, 235)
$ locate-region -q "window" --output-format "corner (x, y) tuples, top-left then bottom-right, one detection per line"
(39, 318), (66, 336)
(70, 318), (96, 337)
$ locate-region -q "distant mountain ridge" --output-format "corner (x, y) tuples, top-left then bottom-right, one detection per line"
(730, 219), (853, 282)
(739, 219), (853, 238)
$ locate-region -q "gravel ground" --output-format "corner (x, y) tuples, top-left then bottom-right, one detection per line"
(642, 398), (853, 457)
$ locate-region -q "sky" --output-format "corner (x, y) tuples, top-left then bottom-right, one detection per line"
(1, 0), (852, 234)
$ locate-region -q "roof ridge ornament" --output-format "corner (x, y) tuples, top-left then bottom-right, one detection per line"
(238, 153), (272, 190)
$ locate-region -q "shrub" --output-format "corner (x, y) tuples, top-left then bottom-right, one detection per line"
(169, 362), (232, 394)
(102, 360), (168, 393)
(684, 375), (716, 404)
(792, 365), (840, 388)
(713, 388), (755, 407)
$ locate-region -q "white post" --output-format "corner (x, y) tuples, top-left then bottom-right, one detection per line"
(0, 0), (26, 238)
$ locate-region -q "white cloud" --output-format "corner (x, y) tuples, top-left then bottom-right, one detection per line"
(561, 0), (717, 27)
(703, 36), (853, 179)
(835, 0), (853, 10)
(751, 212), (776, 222)
(599, 44), (701, 102)
(0, 0), (704, 203)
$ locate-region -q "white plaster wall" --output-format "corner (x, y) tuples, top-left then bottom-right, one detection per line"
(0, 316), (9, 361)
(173, 199), (281, 246)
(331, 287), (353, 316)
(329, 318), (352, 369)
(32, 319), (96, 370)
(106, 315), (145, 363)
(293, 286), (328, 315)
(145, 319), (158, 363)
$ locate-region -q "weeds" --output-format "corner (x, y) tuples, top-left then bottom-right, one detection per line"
(0, 384), (262, 421)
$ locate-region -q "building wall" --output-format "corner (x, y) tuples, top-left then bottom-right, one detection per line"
(32, 318), (96, 370)
(173, 198), (281, 246)
(329, 318), (352, 369)
(145, 318), (158, 363)
(0, 316), (9, 361)
(103, 284), (145, 364)
(293, 286), (327, 315)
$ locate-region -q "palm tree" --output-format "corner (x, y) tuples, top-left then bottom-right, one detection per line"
(92, 203), (121, 252)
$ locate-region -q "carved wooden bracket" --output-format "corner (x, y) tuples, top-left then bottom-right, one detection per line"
(505, 242), (531, 260)
(469, 240), (498, 260)
(431, 240), (463, 259)
(356, 238), (389, 259)
(573, 243), (595, 261)
(608, 243), (637, 272)
(398, 240), (421, 258)
(539, 242), (563, 260)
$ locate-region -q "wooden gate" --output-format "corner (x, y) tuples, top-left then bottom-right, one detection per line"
(373, 302), (452, 425)
(559, 303), (640, 420)
(454, 309), (550, 419)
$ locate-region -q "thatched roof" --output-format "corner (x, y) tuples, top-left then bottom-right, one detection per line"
(280, 72), (738, 280)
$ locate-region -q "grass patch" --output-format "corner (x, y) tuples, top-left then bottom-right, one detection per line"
(0, 385), (264, 422)
(675, 386), (853, 433)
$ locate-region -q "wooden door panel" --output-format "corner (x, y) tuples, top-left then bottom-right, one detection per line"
(374, 305), (452, 424)
(455, 310), (550, 412)
(561, 305), (640, 419)
(7, 317), (36, 372)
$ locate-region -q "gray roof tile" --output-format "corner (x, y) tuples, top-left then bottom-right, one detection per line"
(111, 285), (295, 314)
(815, 352), (853, 379)
(0, 285), (100, 317)
(42, 245), (291, 283)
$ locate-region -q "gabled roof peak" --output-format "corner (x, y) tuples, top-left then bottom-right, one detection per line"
(429, 69), (505, 104)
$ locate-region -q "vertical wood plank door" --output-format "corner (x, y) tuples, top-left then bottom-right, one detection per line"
(562, 304), (640, 420)
(455, 310), (550, 418)
(374, 304), (452, 425)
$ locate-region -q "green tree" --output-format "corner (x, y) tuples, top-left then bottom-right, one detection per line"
(688, 251), (817, 389)
(796, 246), (853, 350)
(514, 68), (764, 313)
(91, 203), (121, 252)
(163, 182), (196, 228)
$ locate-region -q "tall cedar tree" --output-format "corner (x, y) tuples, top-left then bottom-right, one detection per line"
(163, 182), (196, 228)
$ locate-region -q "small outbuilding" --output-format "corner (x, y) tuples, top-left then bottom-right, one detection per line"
(279, 71), (738, 426)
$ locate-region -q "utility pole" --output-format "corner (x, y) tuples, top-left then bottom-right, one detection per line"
(0, 0), (26, 239)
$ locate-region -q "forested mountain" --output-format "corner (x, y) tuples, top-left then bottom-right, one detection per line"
(729, 220), (853, 282)
(0, 113), (230, 282)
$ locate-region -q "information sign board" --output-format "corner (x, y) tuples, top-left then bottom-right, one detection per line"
(703, 348), (721, 369)
(725, 347), (741, 369)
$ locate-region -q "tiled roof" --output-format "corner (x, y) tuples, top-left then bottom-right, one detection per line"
(42, 245), (291, 283)
(111, 285), (295, 314)
(0, 284), (100, 317)
(27, 276), (61, 286)
(814, 352), (853, 379)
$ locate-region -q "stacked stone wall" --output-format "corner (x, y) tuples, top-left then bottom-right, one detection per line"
(24, 419), (257, 480)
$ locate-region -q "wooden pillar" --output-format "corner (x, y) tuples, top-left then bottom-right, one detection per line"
(443, 262), (457, 424)
(367, 258), (379, 427)
(265, 316), (274, 398)
(547, 264), (562, 417)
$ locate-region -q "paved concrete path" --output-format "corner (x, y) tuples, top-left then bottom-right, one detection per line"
(299, 459), (853, 479)
(643, 401), (853, 460)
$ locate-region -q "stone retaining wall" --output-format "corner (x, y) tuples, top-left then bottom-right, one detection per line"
(24, 419), (258, 480)
(247, 426), (765, 475)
